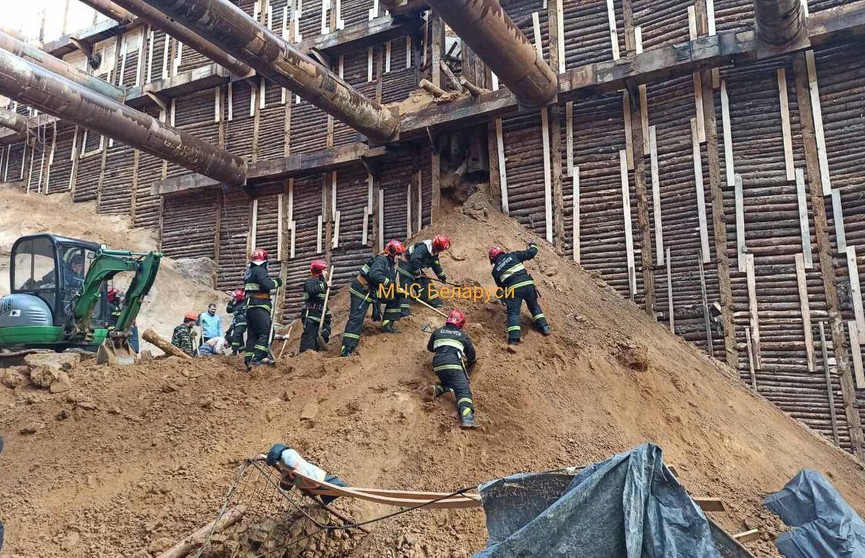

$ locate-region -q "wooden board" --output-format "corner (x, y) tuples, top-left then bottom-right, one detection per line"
(720, 80), (735, 187)
(693, 72), (706, 144)
(572, 170), (580, 263)
(831, 189), (847, 252)
(795, 253), (816, 372)
(650, 126), (664, 267)
(606, 0), (620, 60)
(541, 108), (554, 243)
(849, 321), (865, 389)
(735, 174), (746, 272)
(496, 118), (509, 215)
(555, 0), (565, 73)
(805, 50), (831, 196)
(667, 247), (674, 334)
(623, 91), (634, 170)
(746, 254), (761, 369)
(566, 101), (574, 176)
(846, 246), (865, 341)
(795, 168), (813, 268)
(620, 150), (635, 297)
(778, 68), (795, 181)
(691, 118), (710, 263)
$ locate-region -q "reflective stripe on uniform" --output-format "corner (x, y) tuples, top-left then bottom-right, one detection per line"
(508, 326), (521, 332)
(499, 263), (526, 282)
(510, 279), (534, 290)
(349, 287), (371, 301)
(385, 308), (401, 315)
(244, 283), (260, 290)
(342, 332), (360, 340)
(462, 407), (472, 416)
(306, 315), (321, 323)
(434, 363), (465, 372)
(255, 344), (269, 351)
(457, 397), (473, 406)
(433, 338), (465, 352)
(533, 313), (545, 321)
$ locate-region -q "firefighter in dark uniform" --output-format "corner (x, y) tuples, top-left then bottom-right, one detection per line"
(397, 234), (451, 317)
(339, 239), (406, 357)
(489, 243), (551, 345)
(226, 289), (247, 355)
(243, 247), (283, 369)
(106, 287), (121, 328)
(300, 259), (332, 353)
(427, 309), (478, 429)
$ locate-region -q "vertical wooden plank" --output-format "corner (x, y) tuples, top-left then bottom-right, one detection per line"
(406, 185), (412, 238)
(572, 169), (580, 263)
(666, 247), (674, 334)
(691, 118), (710, 263)
(541, 108), (554, 243)
(693, 72), (706, 143)
(316, 214), (323, 253)
(847, 246), (865, 341)
(620, 150), (635, 297)
(431, 15), (442, 88)
(831, 189), (847, 252)
(698, 249), (714, 356)
(805, 50), (831, 195)
(745, 326), (757, 390)
(636, 30), (649, 156)
(688, 5), (698, 40)
(532, 12), (542, 58)
(795, 253), (816, 372)
(735, 174), (746, 272)
(778, 68), (796, 181)
(849, 321), (865, 389)
(818, 321), (840, 446)
(746, 254), (761, 369)
(795, 169), (813, 267)
(566, 101), (574, 176)
(277, 192), (284, 260)
(623, 91), (634, 170)
(378, 187), (384, 252)
(417, 168), (423, 231)
(555, 0), (565, 73)
(431, 151), (441, 222)
(720, 80), (735, 186)
(649, 126), (664, 266)
(288, 178), (296, 259)
(495, 118), (508, 214)
(707, 0), (716, 35)
(606, 0), (620, 60)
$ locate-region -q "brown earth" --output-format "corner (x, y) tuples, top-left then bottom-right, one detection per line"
(1, 191), (865, 557)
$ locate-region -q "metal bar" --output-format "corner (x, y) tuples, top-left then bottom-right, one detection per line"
(0, 28), (126, 102)
(0, 107), (29, 134)
(425, 0), (557, 107)
(0, 48), (247, 186)
(97, 0), (252, 76)
(142, 0), (399, 142)
(85, 0), (136, 23)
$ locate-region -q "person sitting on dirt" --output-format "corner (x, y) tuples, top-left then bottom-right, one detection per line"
(171, 313), (198, 357)
(198, 336), (228, 356)
(299, 260), (332, 353)
(265, 443), (349, 505)
(226, 289), (247, 356)
(397, 234), (451, 317)
(199, 303), (223, 345)
(489, 243), (550, 345)
(427, 309), (479, 429)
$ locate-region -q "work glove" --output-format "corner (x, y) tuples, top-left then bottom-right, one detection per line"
(439, 274), (447, 283)
(372, 303), (383, 322)
(528, 242), (538, 250)
(266, 443), (289, 466)
(273, 277), (283, 288)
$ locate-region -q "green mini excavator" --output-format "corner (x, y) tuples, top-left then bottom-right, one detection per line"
(0, 234), (161, 365)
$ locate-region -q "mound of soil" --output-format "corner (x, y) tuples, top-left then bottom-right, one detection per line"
(1, 192), (864, 557)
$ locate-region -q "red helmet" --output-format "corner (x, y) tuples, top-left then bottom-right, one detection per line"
(384, 239), (406, 256)
(232, 289), (245, 302)
(446, 309), (466, 329)
(488, 246), (504, 263)
(184, 312), (198, 322)
(310, 259), (327, 276)
(432, 234), (451, 253)
(250, 247), (268, 264)
(107, 287), (120, 303)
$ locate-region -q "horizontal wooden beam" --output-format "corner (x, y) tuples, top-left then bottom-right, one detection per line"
(43, 18), (140, 58)
(300, 16), (421, 56)
(154, 143), (387, 195)
(808, 0), (865, 45)
(127, 63), (230, 108)
(399, 87), (519, 139)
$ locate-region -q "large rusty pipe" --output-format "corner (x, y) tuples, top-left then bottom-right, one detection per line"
(90, 0), (252, 75)
(426, 0), (557, 107)
(0, 49), (247, 185)
(142, 0), (400, 142)
(0, 29), (126, 102)
(0, 107), (29, 134)
(85, 0), (136, 24)
(755, 0), (806, 47)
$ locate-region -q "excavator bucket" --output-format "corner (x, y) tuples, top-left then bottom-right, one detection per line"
(96, 338), (137, 366)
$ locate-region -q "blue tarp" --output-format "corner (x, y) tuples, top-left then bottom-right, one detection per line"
(473, 443), (721, 558)
(764, 469), (865, 557)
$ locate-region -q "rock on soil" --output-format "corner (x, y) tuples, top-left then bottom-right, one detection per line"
(614, 341), (649, 371)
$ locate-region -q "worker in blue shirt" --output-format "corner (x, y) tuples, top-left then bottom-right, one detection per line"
(199, 303), (223, 344)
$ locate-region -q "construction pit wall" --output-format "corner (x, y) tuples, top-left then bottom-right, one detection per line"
(2, 0), (865, 454)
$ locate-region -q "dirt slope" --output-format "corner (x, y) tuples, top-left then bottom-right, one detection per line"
(0, 186), (229, 347)
(2, 193), (865, 557)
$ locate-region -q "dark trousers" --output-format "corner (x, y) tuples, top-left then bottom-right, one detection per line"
(435, 363), (474, 418)
(398, 274), (441, 317)
(300, 309), (331, 353)
(505, 284), (548, 342)
(229, 319), (247, 352)
(341, 281), (399, 351)
(245, 305), (273, 361)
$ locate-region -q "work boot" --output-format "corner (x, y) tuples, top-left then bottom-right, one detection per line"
(340, 345), (352, 357)
(540, 325), (551, 336)
(429, 384), (444, 402)
(382, 323), (400, 334)
(508, 339), (520, 346)
(460, 412), (478, 429)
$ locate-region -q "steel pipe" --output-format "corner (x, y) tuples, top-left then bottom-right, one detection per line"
(0, 49), (247, 185)
(85, 0), (136, 24)
(755, 0), (806, 47)
(142, 0), (400, 142)
(425, 0), (557, 107)
(0, 107), (29, 134)
(91, 0), (252, 76)
(0, 28), (126, 102)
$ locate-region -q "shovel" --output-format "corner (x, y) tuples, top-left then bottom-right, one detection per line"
(316, 265), (334, 350)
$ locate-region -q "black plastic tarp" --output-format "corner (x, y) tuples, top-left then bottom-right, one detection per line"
(764, 469), (865, 557)
(473, 443), (722, 558)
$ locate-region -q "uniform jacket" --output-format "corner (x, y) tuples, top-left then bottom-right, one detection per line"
(491, 244), (538, 291)
(427, 323), (477, 373)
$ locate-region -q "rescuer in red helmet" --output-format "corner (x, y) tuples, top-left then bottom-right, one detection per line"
(299, 259), (332, 353)
(427, 308), (478, 429)
(489, 242), (550, 345)
(243, 247), (283, 369)
(171, 312), (199, 357)
(226, 288), (247, 355)
(396, 234), (452, 318)
(339, 239), (406, 357)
